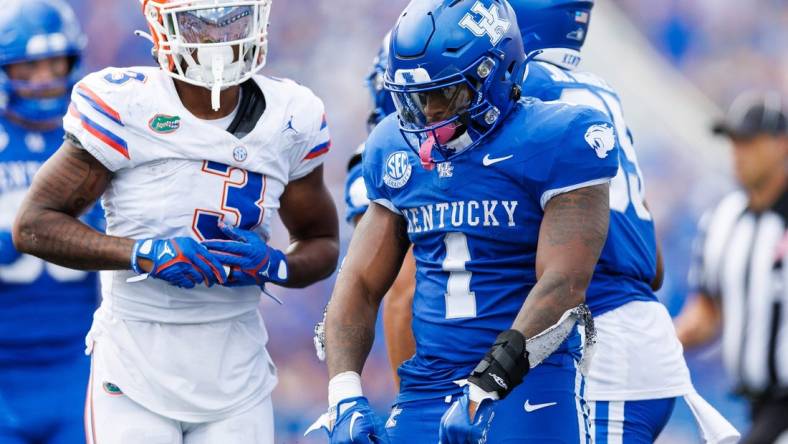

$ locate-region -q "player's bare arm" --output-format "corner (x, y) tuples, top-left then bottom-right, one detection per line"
(277, 165), (339, 288)
(643, 199), (665, 291)
(325, 203), (410, 377)
(12, 139), (133, 270)
(675, 292), (721, 348)
(382, 246), (417, 386)
(513, 183), (610, 337)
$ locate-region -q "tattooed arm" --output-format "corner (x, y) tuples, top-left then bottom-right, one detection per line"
(325, 202), (410, 378)
(12, 139), (134, 270)
(512, 184), (609, 337)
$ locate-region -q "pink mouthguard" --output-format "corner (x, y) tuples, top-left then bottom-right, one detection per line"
(419, 123), (458, 170)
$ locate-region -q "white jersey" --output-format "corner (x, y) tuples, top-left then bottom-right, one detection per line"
(64, 66), (330, 421)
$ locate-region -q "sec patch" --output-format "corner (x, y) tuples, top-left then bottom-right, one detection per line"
(384, 151), (412, 189)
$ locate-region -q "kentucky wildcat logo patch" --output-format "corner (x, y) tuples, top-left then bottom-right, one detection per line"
(584, 124), (615, 159)
(148, 114), (181, 134)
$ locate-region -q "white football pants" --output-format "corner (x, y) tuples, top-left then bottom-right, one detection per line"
(84, 352), (274, 444)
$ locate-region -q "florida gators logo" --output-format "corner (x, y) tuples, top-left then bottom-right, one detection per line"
(148, 114), (181, 134)
(102, 381), (123, 396)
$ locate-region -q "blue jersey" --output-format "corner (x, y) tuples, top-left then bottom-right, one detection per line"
(523, 60), (659, 316)
(363, 99), (620, 403)
(0, 117), (100, 365)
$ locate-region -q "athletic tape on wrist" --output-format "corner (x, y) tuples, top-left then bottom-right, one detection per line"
(328, 371), (363, 409)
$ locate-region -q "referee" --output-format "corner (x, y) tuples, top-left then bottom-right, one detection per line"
(676, 91), (788, 444)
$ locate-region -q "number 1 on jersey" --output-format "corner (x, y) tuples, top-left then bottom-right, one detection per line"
(444, 232), (476, 319)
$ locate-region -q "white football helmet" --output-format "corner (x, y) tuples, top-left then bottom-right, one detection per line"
(140, 0), (272, 110)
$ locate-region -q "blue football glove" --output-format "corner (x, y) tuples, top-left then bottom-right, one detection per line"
(306, 397), (389, 444)
(0, 231), (21, 265)
(439, 386), (496, 444)
(201, 223), (288, 288)
(131, 237), (227, 289)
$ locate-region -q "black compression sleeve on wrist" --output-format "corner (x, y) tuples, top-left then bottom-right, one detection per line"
(467, 329), (530, 399)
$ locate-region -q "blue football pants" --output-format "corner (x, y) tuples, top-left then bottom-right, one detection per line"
(0, 354), (90, 444)
(588, 398), (676, 444)
(386, 348), (588, 443)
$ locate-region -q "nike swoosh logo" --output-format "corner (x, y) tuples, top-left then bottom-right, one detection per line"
(482, 154), (513, 166)
(523, 400), (557, 413)
(349, 411), (364, 436)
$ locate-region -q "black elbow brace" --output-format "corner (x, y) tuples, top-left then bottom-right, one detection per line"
(467, 329), (530, 399)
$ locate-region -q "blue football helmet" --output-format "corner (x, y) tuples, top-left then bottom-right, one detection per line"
(365, 32), (397, 132)
(385, 0), (525, 165)
(508, 0), (594, 55)
(0, 0), (86, 124)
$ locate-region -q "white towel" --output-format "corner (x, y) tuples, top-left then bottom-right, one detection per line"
(684, 392), (741, 444)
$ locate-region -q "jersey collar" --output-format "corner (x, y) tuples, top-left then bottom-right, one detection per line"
(533, 48), (583, 71)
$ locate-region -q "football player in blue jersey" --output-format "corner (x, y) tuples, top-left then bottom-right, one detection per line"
(310, 1), (622, 442)
(0, 1), (98, 443)
(508, 1), (737, 442)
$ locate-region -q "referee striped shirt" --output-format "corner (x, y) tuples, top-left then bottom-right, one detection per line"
(689, 189), (788, 395)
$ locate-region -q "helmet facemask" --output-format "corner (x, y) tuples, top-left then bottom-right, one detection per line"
(386, 55), (512, 169)
(143, 0), (271, 110)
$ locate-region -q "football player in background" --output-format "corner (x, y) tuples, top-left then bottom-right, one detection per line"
(13, 0), (338, 443)
(311, 0), (619, 442)
(511, 1), (738, 442)
(512, 0), (689, 441)
(0, 1), (99, 443)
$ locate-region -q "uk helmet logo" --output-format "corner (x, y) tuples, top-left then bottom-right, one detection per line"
(383, 151), (412, 189)
(459, 1), (511, 45)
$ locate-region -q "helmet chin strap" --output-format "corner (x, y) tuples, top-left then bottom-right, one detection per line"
(210, 64), (223, 112)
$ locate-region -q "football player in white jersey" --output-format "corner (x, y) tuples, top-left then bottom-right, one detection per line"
(12, 1), (339, 443)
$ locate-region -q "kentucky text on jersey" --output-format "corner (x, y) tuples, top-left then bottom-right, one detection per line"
(400, 200), (519, 233)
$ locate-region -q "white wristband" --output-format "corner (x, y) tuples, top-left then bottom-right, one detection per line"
(328, 371), (363, 409)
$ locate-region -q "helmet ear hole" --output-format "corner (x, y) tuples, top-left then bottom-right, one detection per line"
(511, 84), (522, 101)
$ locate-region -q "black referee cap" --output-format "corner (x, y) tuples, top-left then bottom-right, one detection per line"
(713, 91), (787, 139)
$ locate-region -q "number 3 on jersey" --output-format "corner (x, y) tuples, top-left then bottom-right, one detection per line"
(192, 161), (266, 240)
